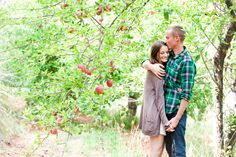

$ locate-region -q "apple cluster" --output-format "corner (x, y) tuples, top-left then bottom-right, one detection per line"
(77, 64), (92, 76)
(95, 79), (113, 94)
(77, 63), (113, 94)
(60, 2), (112, 19)
(96, 4), (112, 16)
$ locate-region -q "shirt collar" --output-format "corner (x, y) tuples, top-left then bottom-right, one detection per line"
(171, 46), (187, 59)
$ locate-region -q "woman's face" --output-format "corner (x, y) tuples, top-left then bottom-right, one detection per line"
(158, 45), (169, 63)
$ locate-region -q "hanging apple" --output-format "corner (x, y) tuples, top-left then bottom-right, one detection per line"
(56, 118), (62, 126)
(105, 4), (112, 12)
(96, 6), (103, 15)
(106, 80), (113, 87)
(77, 64), (86, 72)
(95, 86), (104, 94)
(61, 2), (68, 9)
(50, 128), (58, 135)
(85, 69), (92, 76)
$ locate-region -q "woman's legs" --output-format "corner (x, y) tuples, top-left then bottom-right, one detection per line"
(149, 135), (164, 157)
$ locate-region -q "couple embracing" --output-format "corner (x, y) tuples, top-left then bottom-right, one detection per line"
(139, 25), (196, 157)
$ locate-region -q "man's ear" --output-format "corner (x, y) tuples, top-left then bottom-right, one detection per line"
(175, 35), (180, 42)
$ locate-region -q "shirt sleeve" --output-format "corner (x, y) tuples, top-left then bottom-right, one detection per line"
(141, 59), (149, 68)
(180, 60), (196, 101)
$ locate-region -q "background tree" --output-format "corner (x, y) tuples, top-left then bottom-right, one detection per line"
(0, 0), (235, 156)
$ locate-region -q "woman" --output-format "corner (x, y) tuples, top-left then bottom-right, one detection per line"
(139, 41), (170, 157)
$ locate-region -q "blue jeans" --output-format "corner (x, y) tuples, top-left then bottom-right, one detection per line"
(165, 111), (187, 157)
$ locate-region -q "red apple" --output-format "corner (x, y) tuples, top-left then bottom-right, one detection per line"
(106, 80), (113, 87)
(85, 69), (92, 76)
(77, 64), (86, 72)
(96, 6), (103, 15)
(57, 118), (62, 126)
(105, 4), (112, 12)
(50, 128), (58, 135)
(95, 86), (104, 94)
(61, 3), (68, 9)
(76, 11), (83, 19)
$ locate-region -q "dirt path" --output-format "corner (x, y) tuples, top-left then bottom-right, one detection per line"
(0, 128), (86, 157)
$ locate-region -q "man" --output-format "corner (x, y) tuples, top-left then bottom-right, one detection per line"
(142, 25), (196, 157)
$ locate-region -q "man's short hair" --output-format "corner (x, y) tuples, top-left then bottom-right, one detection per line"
(168, 25), (186, 42)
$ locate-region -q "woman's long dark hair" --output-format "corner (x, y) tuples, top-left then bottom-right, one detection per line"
(150, 41), (166, 64)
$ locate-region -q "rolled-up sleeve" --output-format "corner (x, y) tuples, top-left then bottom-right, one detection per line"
(180, 61), (196, 101)
(141, 59), (149, 68)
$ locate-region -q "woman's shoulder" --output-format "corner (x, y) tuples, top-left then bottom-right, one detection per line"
(146, 71), (164, 82)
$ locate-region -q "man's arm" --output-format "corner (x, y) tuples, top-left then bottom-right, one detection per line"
(142, 60), (165, 78)
(167, 99), (188, 130)
(168, 61), (196, 129)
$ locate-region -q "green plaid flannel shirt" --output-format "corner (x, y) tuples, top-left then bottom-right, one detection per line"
(164, 47), (196, 114)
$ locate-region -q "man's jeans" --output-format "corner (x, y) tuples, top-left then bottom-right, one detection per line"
(165, 111), (187, 157)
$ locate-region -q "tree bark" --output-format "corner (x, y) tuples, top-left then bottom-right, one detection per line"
(227, 117), (236, 156)
(225, 78), (236, 156)
(213, 1), (236, 154)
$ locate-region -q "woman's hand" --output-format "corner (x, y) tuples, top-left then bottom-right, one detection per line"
(166, 126), (175, 132)
(166, 117), (180, 132)
(165, 121), (175, 132)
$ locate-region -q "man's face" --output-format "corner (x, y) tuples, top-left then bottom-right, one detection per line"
(165, 30), (177, 49)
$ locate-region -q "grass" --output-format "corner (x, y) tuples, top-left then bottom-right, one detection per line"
(79, 114), (215, 157)
(80, 127), (144, 157)
(186, 115), (215, 157)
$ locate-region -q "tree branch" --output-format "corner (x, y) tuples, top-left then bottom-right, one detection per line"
(109, 0), (137, 28)
(16, 0), (64, 11)
(90, 16), (105, 30)
(0, 44), (29, 53)
(198, 24), (219, 51)
(198, 46), (218, 85)
(127, 0), (150, 32)
(225, 0), (236, 17)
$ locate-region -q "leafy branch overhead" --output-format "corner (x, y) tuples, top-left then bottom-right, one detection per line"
(1, 3), (235, 156)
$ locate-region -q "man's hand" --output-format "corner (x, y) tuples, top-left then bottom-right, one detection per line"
(142, 60), (166, 79)
(165, 120), (175, 132)
(168, 117), (180, 129)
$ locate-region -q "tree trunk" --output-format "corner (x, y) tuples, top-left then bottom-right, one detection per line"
(128, 98), (138, 116)
(213, 1), (236, 156)
(227, 117), (236, 157)
(213, 19), (236, 157)
(213, 42), (225, 157)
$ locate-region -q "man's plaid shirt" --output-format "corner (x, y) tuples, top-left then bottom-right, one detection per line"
(164, 47), (196, 114)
